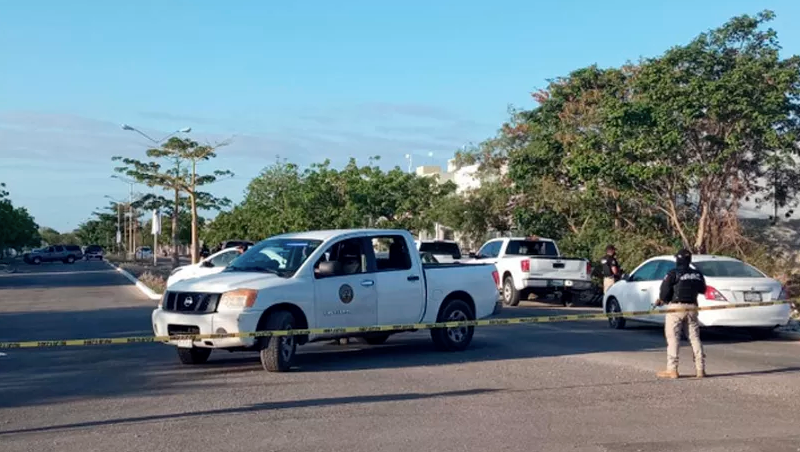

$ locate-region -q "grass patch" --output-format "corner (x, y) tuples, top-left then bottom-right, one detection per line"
(138, 271), (167, 295)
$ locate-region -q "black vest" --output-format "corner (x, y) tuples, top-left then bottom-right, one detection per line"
(671, 268), (705, 304)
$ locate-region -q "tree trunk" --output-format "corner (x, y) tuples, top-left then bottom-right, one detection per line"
(171, 188), (180, 269)
(694, 202), (710, 254)
(190, 192), (199, 264)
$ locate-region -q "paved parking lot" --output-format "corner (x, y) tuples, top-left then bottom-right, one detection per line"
(1, 261), (799, 452)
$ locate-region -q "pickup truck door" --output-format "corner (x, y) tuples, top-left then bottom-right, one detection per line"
(367, 234), (425, 325)
(312, 237), (378, 329)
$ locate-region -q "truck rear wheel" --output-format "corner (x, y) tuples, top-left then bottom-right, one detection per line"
(502, 276), (521, 307)
(177, 347), (211, 365)
(259, 310), (297, 372)
(431, 299), (475, 351)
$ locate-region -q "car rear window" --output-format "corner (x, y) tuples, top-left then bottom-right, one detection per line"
(505, 240), (558, 257)
(86, 245), (103, 253)
(418, 242), (461, 259)
(693, 261), (765, 278)
(65, 245), (81, 251)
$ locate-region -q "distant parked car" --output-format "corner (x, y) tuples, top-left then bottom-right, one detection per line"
(84, 245), (104, 261)
(135, 246), (153, 260)
(23, 245), (82, 264)
(167, 247), (241, 287)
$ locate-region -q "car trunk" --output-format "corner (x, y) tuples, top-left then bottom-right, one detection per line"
(703, 277), (782, 304)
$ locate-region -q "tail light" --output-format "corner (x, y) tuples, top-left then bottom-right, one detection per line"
(491, 270), (500, 289)
(778, 285), (788, 300)
(585, 261), (592, 276)
(705, 286), (728, 301)
(520, 259), (530, 272)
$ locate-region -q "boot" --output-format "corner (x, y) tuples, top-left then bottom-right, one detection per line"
(656, 369), (679, 379)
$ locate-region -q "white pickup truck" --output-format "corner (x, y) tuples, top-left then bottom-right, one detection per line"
(468, 236), (592, 307)
(152, 229), (502, 372)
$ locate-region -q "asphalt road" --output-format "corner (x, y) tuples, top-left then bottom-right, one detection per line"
(1, 261), (799, 452)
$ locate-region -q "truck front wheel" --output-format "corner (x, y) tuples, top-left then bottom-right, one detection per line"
(502, 276), (521, 307)
(177, 347), (211, 365)
(259, 310), (297, 372)
(431, 299), (475, 352)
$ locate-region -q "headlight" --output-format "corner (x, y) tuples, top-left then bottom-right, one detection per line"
(220, 289), (257, 308)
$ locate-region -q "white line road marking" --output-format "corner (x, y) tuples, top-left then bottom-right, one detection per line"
(0, 352), (7, 357)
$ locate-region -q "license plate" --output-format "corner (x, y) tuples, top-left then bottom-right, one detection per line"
(171, 338), (194, 348)
(549, 280), (564, 287)
(743, 291), (762, 302)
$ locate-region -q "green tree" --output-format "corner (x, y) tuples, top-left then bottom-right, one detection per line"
(625, 10), (800, 252)
(113, 137), (233, 265)
(0, 183), (40, 253)
(205, 157), (455, 242)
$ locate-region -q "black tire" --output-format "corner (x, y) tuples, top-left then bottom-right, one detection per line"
(259, 310), (297, 372)
(559, 290), (575, 307)
(606, 297), (626, 329)
(502, 276), (520, 307)
(747, 327), (776, 340)
(177, 347), (211, 365)
(431, 299), (475, 352)
(363, 333), (391, 345)
(32, 256), (41, 265)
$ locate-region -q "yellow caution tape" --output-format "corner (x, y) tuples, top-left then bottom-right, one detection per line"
(0, 300), (793, 349)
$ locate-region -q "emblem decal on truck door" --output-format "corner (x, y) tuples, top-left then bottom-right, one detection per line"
(339, 284), (354, 304)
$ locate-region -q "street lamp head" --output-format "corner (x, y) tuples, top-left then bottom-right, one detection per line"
(178, 127), (192, 133)
(121, 124), (134, 131)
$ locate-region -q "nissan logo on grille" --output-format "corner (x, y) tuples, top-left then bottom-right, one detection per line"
(183, 296), (194, 307)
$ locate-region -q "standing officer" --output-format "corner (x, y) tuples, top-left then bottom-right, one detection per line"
(655, 249), (707, 379)
(600, 245), (621, 293)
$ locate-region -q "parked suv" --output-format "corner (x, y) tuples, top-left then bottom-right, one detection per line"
(84, 244), (104, 261)
(23, 245), (83, 264)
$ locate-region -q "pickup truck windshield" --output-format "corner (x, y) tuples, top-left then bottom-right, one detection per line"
(226, 238), (323, 276)
(505, 240), (558, 257)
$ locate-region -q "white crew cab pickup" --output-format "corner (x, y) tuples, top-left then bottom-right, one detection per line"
(468, 236), (592, 307)
(152, 229), (502, 372)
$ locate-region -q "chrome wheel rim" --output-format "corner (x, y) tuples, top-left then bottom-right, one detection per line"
(608, 301), (620, 326)
(281, 328), (294, 361)
(503, 281), (512, 301)
(446, 309), (469, 343)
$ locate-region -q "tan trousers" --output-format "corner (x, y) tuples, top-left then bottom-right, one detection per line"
(603, 277), (616, 293)
(665, 303), (705, 372)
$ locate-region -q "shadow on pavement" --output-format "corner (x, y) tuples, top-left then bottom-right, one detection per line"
(0, 388), (499, 435)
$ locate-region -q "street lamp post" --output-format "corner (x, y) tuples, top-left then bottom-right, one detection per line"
(104, 195), (124, 254)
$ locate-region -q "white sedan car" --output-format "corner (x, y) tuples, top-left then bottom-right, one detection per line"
(603, 254), (790, 337)
(167, 247), (241, 287)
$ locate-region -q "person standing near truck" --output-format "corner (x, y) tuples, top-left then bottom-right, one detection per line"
(600, 245), (621, 293)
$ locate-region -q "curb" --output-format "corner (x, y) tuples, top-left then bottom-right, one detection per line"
(105, 261), (162, 301)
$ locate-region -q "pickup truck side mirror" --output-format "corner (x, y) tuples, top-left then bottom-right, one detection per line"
(468, 252), (476, 259)
(621, 273), (630, 281)
(315, 261), (342, 278)
(201, 261), (214, 268)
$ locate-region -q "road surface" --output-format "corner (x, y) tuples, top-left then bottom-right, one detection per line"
(1, 261), (799, 452)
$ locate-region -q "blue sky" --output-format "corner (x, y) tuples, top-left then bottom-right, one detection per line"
(1, 0), (799, 231)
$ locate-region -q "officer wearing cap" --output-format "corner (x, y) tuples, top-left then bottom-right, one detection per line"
(600, 245), (621, 293)
(655, 248), (707, 379)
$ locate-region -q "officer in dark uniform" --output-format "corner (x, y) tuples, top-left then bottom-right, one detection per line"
(655, 248), (707, 379)
(600, 245), (621, 293)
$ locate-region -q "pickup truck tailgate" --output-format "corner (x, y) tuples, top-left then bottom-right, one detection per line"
(526, 257), (588, 280)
